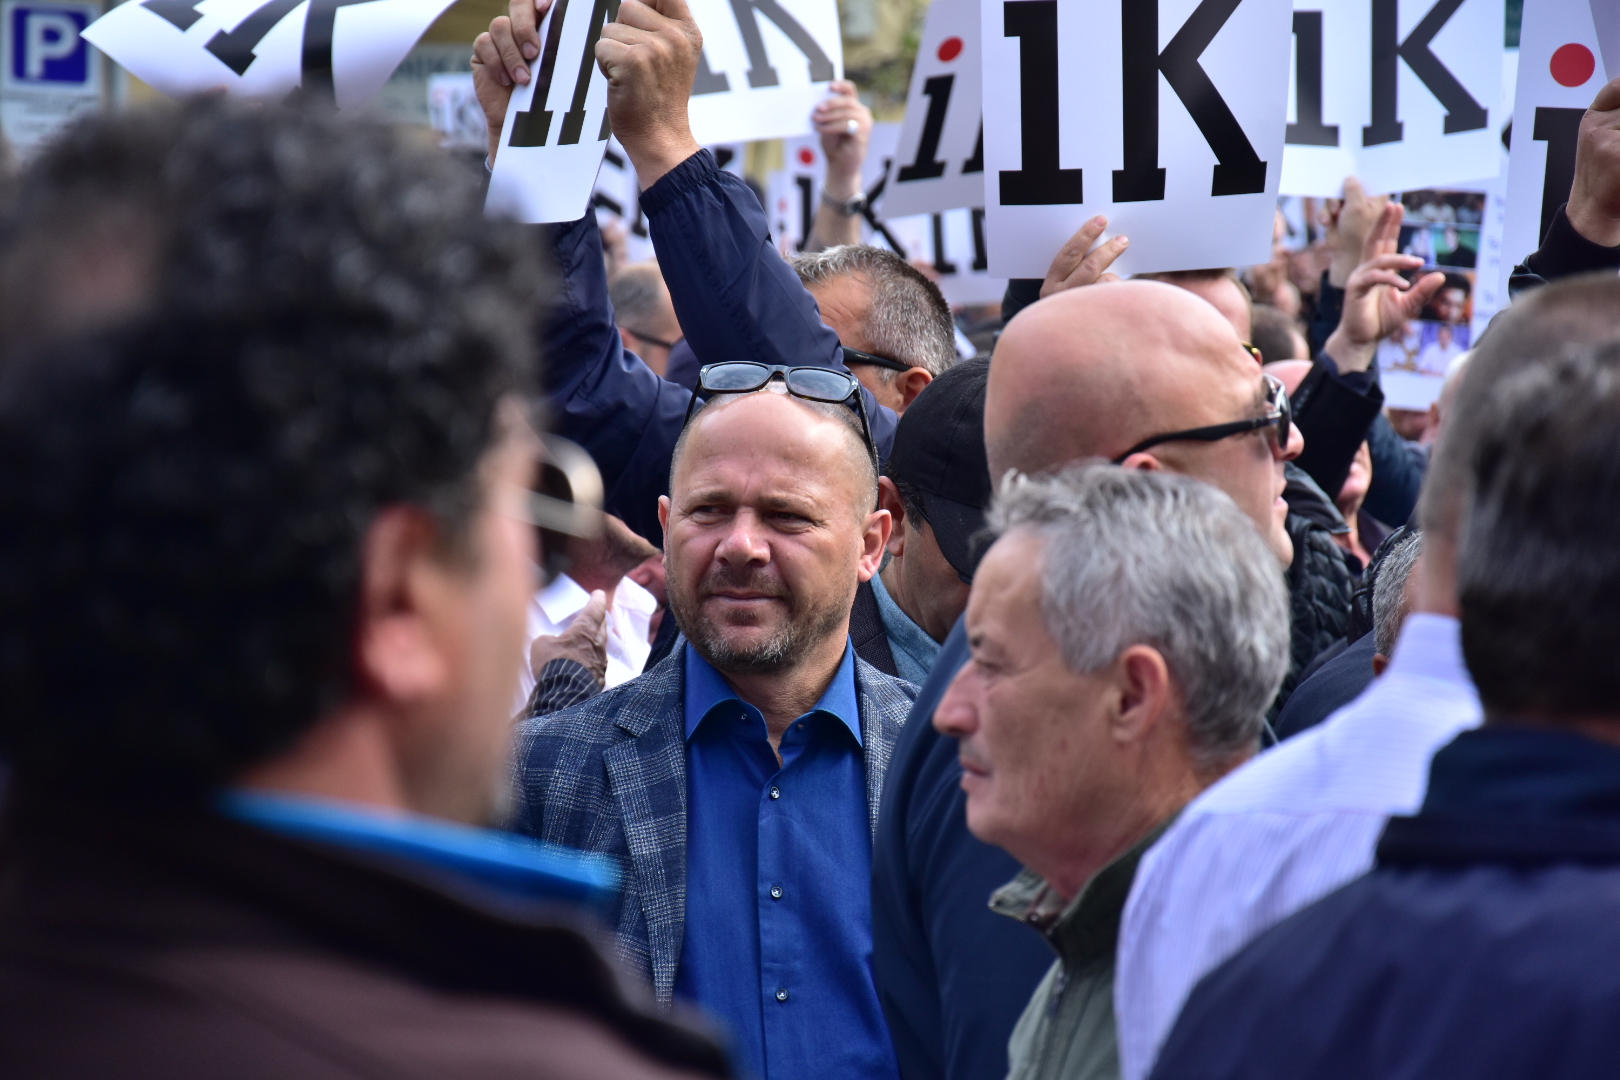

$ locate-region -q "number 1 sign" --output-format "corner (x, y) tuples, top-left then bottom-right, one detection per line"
(981, 0), (1295, 278)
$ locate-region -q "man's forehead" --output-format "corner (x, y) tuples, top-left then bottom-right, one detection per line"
(676, 392), (863, 491)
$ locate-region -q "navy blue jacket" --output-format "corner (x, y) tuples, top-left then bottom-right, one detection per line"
(871, 617), (1055, 1080)
(1151, 725), (1620, 1080)
(541, 150), (896, 545)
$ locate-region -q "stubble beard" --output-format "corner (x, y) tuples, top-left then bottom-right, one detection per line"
(668, 568), (849, 675)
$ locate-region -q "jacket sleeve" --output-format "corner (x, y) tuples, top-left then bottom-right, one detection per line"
(1509, 202), (1620, 298)
(1289, 353), (1384, 500)
(540, 150), (896, 546)
(1361, 413), (1426, 527)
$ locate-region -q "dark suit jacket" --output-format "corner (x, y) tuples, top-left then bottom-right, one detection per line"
(510, 643), (916, 1008)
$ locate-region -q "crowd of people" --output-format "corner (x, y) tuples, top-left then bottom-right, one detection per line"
(3, 0), (1620, 1076)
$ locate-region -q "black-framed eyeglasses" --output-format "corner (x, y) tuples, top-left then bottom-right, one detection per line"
(841, 345), (912, 373)
(685, 361), (877, 464)
(1112, 372), (1292, 464)
(626, 328), (680, 351)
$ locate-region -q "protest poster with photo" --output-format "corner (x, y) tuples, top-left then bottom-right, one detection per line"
(80, 0), (456, 108)
(1376, 188), (1482, 408)
(884, 208), (1007, 306)
(1499, 0), (1610, 304)
(1279, 0), (1505, 197)
(881, 0), (984, 217)
(980, 0), (1295, 278)
(485, 0), (617, 224)
(685, 0), (841, 145)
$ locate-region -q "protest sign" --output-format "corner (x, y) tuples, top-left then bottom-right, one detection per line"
(485, 0), (616, 224)
(981, 0), (1294, 277)
(1, 0), (100, 153)
(427, 71), (485, 151)
(1280, 0), (1504, 197)
(767, 121), (900, 252)
(686, 0), (841, 145)
(589, 137), (744, 263)
(80, 0), (454, 108)
(882, 0), (984, 217)
(886, 208), (1007, 306)
(1500, 0), (1608, 299)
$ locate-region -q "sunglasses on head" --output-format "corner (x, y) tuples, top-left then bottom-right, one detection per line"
(1112, 371), (1292, 464)
(685, 361), (878, 465)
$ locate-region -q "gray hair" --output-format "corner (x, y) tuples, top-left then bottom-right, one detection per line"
(608, 260), (671, 332)
(792, 245), (957, 380)
(1372, 531), (1423, 657)
(989, 464), (1291, 768)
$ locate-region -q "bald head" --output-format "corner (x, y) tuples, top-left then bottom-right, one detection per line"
(987, 281), (1255, 477)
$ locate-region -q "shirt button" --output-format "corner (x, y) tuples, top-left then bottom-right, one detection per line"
(770, 885), (784, 900)
(769, 786), (781, 800)
(775, 988), (789, 1002)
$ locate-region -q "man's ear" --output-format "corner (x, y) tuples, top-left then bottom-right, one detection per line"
(857, 506), (892, 583)
(1107, 644), (1174, 746)
(1118, 451), (1166, 473)
(618, 326), (639, 354)
(657, 494), (671, 535)
(896, 367), (934, 410)
(877, 476), (907, 558)
(354, 505), (453, 704)
(1372, 653), (1389, 677)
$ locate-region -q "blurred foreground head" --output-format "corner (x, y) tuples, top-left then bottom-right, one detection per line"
(0, 97), (548, 818)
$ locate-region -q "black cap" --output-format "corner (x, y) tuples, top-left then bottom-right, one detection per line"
(887, 358), (993, 579)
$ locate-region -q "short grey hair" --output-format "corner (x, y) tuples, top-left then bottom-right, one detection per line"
(1372, 530), (1423, 657)
(792, 245), (957, 380)
(608, 260), (670, 332)
(988, 464), (1291, 768)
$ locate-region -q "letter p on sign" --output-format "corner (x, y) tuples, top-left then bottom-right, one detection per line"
(7, 2), (90, 84)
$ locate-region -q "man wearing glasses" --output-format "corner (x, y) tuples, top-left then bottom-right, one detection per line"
(511, 359), (917, 1080)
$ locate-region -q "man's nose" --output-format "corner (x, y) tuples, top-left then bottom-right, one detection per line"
(1278, 420), (1304, 463)
(714, 511), (771, 564)
(932, 664), (979, 737)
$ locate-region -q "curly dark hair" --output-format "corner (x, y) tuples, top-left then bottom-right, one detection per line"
(0, 96), (548, 795)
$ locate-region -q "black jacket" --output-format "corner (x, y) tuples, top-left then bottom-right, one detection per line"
(1278, 511), (1353, 712)
(1151, 726), (1620, 1080)
(0, 790), (730, 1079)
(1509, 202), (1620, 297)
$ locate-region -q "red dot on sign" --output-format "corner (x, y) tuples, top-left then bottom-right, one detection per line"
(1551, 43), (1595, 87)
(938, 37), (964, 62)
(798, 147), (816, 165)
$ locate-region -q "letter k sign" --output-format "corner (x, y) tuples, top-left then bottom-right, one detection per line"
(1363, 0), (1489, 145)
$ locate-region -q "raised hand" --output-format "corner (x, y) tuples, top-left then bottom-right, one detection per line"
(595, 0), (704, 188)
(1323, 199), (1446, 373)
(470, 0), (553, 165)
(1568, 76), (1620, 248)
(530, 590), (610, 690)
(1039, 216), (1129, 297)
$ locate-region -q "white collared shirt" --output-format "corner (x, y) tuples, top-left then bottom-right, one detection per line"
(1114, 613), (1482, 1080)
(515, 572), (656, 709)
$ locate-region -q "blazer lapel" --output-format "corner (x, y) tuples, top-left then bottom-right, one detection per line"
(602, 648), (690, 1006)
(856, 661), (906, 841)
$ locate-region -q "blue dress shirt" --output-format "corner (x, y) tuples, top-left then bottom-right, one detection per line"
(676, 642), (900, 1080)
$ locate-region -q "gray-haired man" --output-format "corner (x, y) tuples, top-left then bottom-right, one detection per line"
(794, 245), (959, 414)
(933, 465), (1291, 1080)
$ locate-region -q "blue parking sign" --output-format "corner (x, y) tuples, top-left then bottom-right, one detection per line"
(8, 2), (88, 85)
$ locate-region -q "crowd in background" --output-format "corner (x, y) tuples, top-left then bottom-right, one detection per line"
(3, 0), (1620, 1077)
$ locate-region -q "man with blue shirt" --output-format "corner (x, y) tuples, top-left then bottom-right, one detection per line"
(0, 98), (725, 1079)
(511, 379), (917, 1080)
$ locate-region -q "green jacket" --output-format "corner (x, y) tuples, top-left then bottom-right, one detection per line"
(996, 821), (1173, 1080)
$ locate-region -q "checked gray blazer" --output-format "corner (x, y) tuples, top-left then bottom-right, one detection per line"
(509, 641), (918, 1008)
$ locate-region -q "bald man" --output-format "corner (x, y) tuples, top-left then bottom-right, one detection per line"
(512, 383), (917, 1080)
(874, 277), (1324, 1080)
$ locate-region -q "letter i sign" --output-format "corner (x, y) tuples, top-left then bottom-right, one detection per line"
(980, 0), (1296, 277)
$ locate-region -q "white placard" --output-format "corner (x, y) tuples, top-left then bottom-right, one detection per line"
(1280, 0), (1504, 197)
(982, 0), (1295, 277)
(1590, 0), (1620, 80)
(1500, 0), (1608, 297)
(80, 0), (453, 109)
(0, 0), (101, 153)
(881, 0), (983, 217)
(486, 0), (616, 224)
(886, 208), (1008, 305)
(766, 121), (899, 252)
(685, 0), (841, 145)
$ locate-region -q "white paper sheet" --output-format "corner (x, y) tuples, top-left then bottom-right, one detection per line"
(1590, 0), (1620, 80)
(1279, 0), (1504, 197)
(485, 0), (617, 224)
(885, 209), (1007, 306)
(81, 0), (455, 109)
(684, 0), (841, 145)
(1500, 0), (1612, 298)
(881, 0), (984, 217)
(981, 0), (1295, 277)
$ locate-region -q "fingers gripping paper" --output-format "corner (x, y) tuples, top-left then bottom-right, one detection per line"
(486, 0), (618, 224)
(80, 0), (457, 109)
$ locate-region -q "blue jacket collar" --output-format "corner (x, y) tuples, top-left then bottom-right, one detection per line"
(682, 639), (862, 746)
